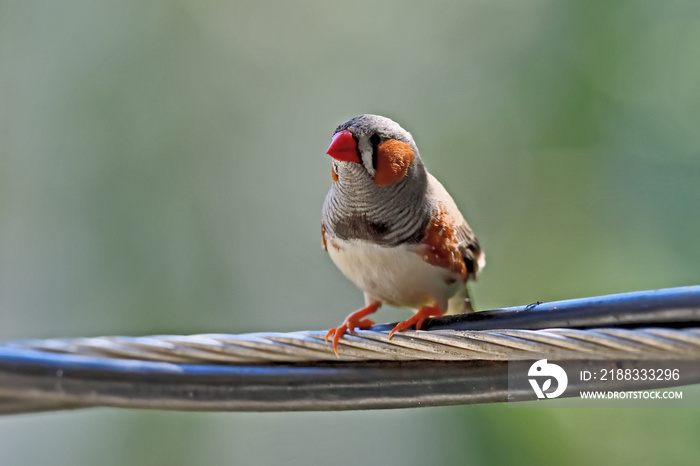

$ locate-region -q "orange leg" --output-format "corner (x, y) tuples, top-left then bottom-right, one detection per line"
(325, 303), (381, 356)
(388, 305), (444, 339)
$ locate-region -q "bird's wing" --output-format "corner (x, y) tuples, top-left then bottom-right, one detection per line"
(426, 174), (485, 280)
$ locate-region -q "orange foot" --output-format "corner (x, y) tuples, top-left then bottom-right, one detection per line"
(388, 305), (444, 339)
(325, 303), (381, 356)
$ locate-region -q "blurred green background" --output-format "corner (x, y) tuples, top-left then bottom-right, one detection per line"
(1, 1), (700, 465)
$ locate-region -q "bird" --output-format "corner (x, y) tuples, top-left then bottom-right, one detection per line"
(321, 114), (485, 355)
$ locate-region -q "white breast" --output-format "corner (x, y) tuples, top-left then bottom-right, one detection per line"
(327, 237), (463, 310)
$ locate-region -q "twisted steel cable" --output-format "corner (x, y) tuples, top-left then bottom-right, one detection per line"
(5, 327), (700, 364)
(1, 286), (699, 414)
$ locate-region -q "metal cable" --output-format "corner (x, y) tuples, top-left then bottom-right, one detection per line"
(1, 285), (700, 414)
(4, 327), (700, 364)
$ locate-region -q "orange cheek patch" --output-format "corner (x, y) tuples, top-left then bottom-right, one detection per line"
(331, 166), (339, 182)
(420, 205), (467, 280)
(374, 139), (415, 186)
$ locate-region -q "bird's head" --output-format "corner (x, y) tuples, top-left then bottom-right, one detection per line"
(326, 114), (423, 186)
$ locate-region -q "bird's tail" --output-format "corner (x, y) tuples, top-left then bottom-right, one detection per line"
(446, 286), (476, 315)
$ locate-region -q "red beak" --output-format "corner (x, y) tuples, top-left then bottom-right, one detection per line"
(326, 130), (360, 163)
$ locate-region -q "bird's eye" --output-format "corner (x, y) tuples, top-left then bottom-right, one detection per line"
(369, 134), (381, 146)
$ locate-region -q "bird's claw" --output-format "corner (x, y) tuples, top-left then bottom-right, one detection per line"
(388, 305), (442, 339)
(325, 318), (375, 356)
(325, 304), (380, 356)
